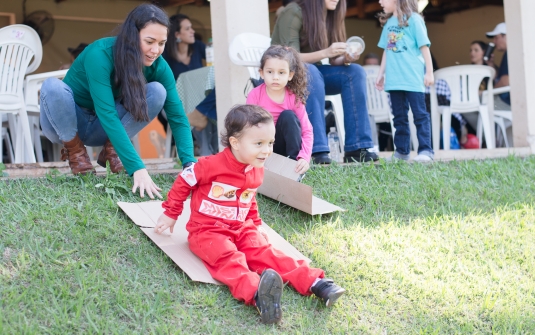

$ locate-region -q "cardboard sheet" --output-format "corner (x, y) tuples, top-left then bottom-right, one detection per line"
(118, 200), (311, 285)
(258, 153), (344, 215)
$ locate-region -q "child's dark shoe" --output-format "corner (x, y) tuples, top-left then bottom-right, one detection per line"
(255, 269), (283, 324)
(311, 278), (346, 307)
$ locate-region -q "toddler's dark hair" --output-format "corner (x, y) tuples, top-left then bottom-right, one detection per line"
(259, 45), (308, 105)
(220, 105), (274, 147)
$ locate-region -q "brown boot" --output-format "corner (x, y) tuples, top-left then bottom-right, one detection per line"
(61, 134), (95, 175)
(97, 140), (124, 173)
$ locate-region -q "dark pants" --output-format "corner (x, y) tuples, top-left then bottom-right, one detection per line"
(274, 110), (302, 160)
(390, 91), (433, 155)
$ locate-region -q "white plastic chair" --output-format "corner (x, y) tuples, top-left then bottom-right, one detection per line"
(363, 65), (418, 151)
(430, 65), (496, 150)
(24, 69), (69, 162)
(0, 24), (43, 163)
(228, 32), (271, 81)
(482, 86), (512, 147)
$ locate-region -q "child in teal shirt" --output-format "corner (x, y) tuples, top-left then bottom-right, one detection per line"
(376, 0), (435, 162)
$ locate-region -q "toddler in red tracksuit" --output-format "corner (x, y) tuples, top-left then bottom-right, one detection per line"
(154, 104), (345, 324)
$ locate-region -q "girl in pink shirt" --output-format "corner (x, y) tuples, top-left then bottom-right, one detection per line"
(246, 45), (313, 174)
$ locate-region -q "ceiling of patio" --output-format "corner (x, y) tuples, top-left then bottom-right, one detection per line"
(48, 0), (504, 23)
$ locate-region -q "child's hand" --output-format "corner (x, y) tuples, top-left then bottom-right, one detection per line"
(154, 214), (177, 234)
(258, 226), (269, 242)
(375, 75), (385, 91)
(295, 158), (310, 174)
(424, 72), (435, 87)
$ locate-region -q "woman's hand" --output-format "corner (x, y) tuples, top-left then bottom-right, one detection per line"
(326, 42), (348, 59)
(132, 168), (162, 199)
(295, 158), (310, 174)
(375, 75), (385, 91)
(424, 72), (435, 87)
(154, 214), (177, 234)
(343, 52), (360, 63)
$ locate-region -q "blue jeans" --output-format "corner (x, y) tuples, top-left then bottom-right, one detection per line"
(389, 91), (433, 157)
(40, 78), (165, 146)
(306, 63), (374, 154)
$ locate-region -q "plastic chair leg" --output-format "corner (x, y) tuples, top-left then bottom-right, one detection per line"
(479, 107), (494, 149)
(442, 109), (452, 150)
(431, 109), (441, 152)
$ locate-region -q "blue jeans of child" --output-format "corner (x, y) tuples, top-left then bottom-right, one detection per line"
(389, 91), (433, 157)
(40, 78), (165, 146)
(305, 63), (374, 154)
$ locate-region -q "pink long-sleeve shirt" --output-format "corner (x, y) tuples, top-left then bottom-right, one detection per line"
(246, 84), (313, 162)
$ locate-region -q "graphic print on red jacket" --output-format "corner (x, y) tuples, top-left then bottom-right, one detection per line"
(162, 147), (263, 227)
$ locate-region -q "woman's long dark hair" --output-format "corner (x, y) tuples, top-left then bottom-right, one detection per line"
(296, 0), (347, 53)
(165, 14), (194, 61)
(114, 4), (169, 122)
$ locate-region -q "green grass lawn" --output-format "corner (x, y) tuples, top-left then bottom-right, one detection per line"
(1, 157), (535, 334)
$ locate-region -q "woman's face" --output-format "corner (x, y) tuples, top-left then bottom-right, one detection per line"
(139, 23), (168, 66)
(175, 19), (196, 45)
(324, 0), (339, 11)
(470, 43), (484, 64)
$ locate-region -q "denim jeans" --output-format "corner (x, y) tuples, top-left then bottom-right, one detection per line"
(389, 91), (433, 157)
(40, 78), (165, 146)
(305, 63), (374, 154)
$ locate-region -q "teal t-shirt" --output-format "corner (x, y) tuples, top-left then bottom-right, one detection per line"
(63, 37), (195, 175)
(378, 14), (430, 93)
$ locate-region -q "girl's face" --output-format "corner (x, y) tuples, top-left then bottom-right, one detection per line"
(259, 58), (294, 94)
(470, 43), (484, 64)
(379, 0), (397, 15)
(175, 19), (196, 45)
(230, 122), (275, 168)
(324, 0), (339, 11)
(139, 23), (168, 66)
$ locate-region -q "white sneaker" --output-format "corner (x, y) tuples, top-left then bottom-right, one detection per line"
(413, 154), (433, 162)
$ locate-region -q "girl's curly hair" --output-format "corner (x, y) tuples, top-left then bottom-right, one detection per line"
(259, 45), (309, 105)
(377, 0), (419, 27)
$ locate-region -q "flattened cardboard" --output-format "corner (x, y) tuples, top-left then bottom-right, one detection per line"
(118, 200), (311, 285)
(258, 153), (343, 215)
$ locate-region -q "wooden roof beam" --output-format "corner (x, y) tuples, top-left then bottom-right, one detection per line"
(269, 1), (283, 12)
(346, 2), (382, 17)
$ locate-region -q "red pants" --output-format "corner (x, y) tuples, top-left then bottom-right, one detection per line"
(187, 219), (324, 305)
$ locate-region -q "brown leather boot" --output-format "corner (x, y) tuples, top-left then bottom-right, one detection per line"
(61, 134), (95, 175)
(97, 140), (124, 173)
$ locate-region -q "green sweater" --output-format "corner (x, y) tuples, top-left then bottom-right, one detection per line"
(63, 37), (195, 175)
(271, 2), (312, 53)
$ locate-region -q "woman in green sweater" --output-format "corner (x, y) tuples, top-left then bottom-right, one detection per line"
(40, 4), (195, 199)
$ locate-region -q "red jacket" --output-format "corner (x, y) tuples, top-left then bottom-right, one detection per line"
(162, 147), (263, 227)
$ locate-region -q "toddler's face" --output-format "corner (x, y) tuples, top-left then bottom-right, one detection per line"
(231, 121), (275, 168)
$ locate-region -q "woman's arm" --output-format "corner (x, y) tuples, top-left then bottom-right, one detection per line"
(299, 43), (347, 64)
(158, 60), (196, 165)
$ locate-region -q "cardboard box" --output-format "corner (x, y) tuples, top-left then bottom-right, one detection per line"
(258, 153), (344, 215)
(118, 200), (311, 285)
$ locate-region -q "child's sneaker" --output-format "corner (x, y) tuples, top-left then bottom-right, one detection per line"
(255, 269), (283, 324)
(413, 151), (434, 162)
(311, 278), (346, 307)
